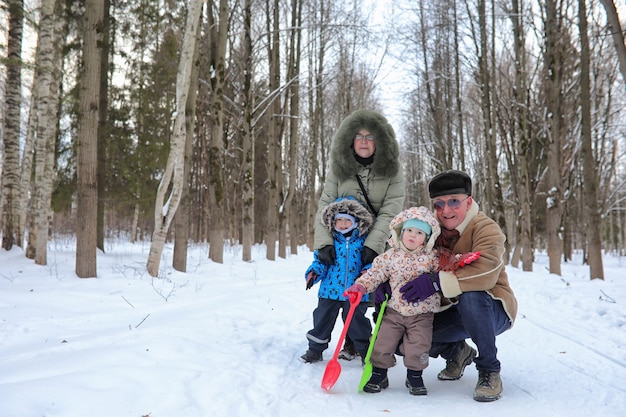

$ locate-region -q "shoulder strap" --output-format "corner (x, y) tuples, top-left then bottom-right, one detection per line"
(355, 175), (378, 217)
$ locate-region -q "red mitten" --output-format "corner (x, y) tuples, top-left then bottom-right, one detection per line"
(305, 271), (317, 290)
(457, 251), (481, 267)
(437, 248), (481, 272)
(344, 282), (365, 295)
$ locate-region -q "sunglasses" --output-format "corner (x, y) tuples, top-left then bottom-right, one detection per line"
(433, 196), (469, 211)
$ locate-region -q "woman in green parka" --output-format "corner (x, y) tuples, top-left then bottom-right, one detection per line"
(313, 109), (406, 360)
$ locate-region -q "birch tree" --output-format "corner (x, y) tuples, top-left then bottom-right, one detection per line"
(173, 7), (202, 272)
(146, 0), (205, 277)
(17, 72), (36, 249)
(1, 0), (24, 250)
(27, 0), (63, 264)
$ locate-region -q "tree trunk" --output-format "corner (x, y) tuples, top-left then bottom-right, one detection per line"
(279, 0), (302, 258)
(241, 0), (254, 262)
(544, 0), (563, 275)
(96, 0), (110, 253)
(17, 75), (37, 249)
(28, 0), (63, 264)
(1, 0), (24, 251)
(173, 11), (201, 272)
(578, 0), (604, 279)
(265, 0), (281, 261)
(305, 0), (328, 250)
(146, 0), (205, 277)
(510, 0), (534, 271)
(477, 0), (508, 260)
(453, 0), (466, 171)
(76, 0), (105, 278)
(130, 202), (140, 243)
(598, 0), (626, 87)
(207, 0), (228, 264)
(282, 0), (302, 257)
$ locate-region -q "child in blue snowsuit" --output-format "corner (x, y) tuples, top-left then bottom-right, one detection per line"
(300, 197), (374, 364)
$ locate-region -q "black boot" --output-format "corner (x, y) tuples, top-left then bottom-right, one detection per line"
(405, 369), (427, 396)
(299, 349), (323, 363)
(363, 367), (389, 393)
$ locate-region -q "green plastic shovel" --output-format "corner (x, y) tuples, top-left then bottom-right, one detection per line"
(358, 294), (388, 392)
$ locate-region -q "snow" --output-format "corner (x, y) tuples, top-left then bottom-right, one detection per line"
(1, 239), (625, 417)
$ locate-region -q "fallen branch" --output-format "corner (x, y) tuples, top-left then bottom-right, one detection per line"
(135, 314), (150, 328)
(122, 296), (135, 308)
(599, 290), (616, 303)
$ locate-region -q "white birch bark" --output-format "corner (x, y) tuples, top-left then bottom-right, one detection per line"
(28, 0), (62, 264)
(146, 0), (206, 277)
(1, 0), (24, 250)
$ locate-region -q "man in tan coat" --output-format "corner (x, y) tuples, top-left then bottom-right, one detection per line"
(399, 170), (517, 402)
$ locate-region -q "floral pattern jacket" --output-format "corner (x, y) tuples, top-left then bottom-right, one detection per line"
(356, 206), (442, 316)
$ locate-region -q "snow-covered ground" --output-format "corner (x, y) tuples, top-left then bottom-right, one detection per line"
(1, 239), (625, 417)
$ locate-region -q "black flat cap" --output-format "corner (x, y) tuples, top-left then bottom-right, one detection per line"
(429, 170), (472, 198)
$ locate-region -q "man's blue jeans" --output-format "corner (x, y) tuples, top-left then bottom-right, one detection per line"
(429, 291), (511, 372)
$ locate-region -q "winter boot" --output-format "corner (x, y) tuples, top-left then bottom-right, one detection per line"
(338, 336), (358, 361)
(405, 369), (427, 396)
(363, 367), (389, 393)
(300, 349), (323, 363)
(437, 341), (477, 380)
(473, 370), (502, 402)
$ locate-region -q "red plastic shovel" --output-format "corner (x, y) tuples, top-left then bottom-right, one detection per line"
(321, 291), (362, 392)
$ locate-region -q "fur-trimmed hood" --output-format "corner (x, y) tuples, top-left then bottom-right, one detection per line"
(388, 206), (441, 251)
(321, 197), (373, 237)
(330, 109), (401, 181)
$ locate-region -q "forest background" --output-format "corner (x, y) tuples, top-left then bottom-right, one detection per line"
(0, 0), (625, 279)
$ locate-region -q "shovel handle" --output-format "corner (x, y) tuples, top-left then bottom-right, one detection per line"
(330, 291), (362, 361)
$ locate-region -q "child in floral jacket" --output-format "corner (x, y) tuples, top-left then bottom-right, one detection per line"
(345, 206), (441, 395)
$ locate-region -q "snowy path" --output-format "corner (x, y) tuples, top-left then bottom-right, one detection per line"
(0, 244), (625, 417)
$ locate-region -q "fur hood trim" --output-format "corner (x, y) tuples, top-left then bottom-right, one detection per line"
(330, 109), (400, 181)
(388, 206), (441, 251)
(321, 197), (373, 237)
